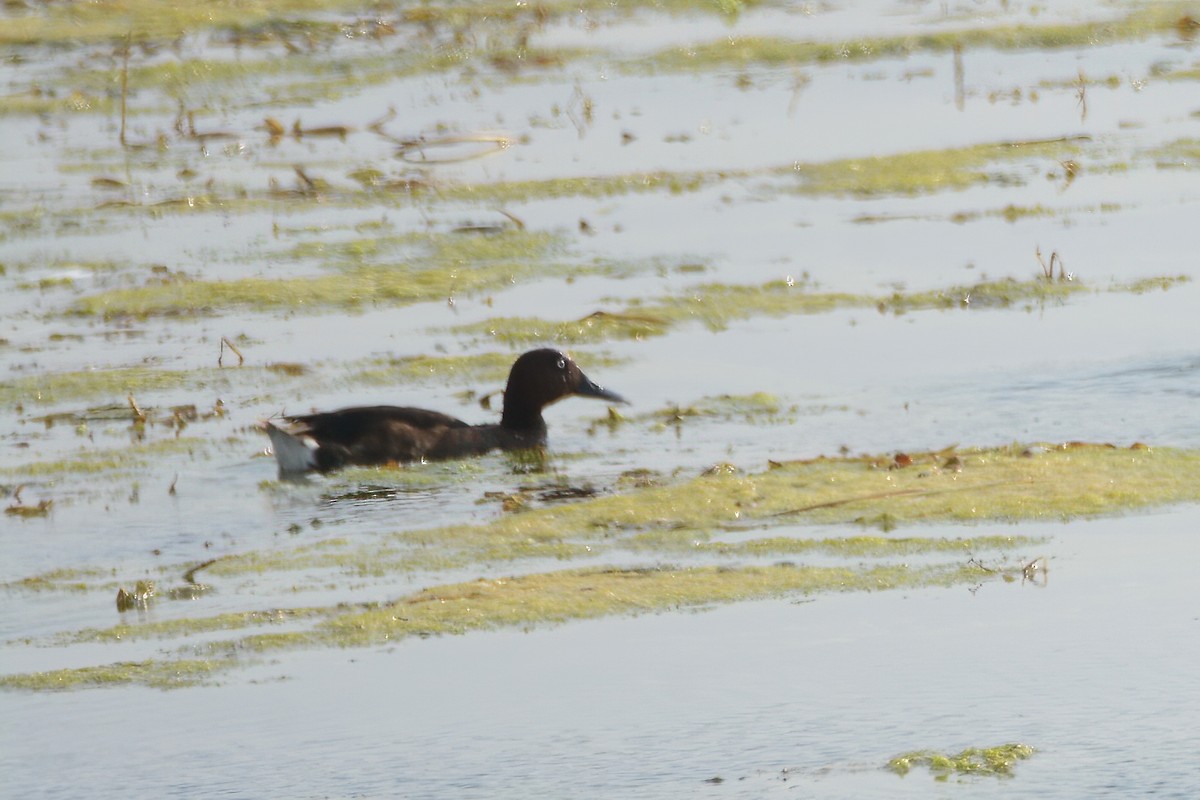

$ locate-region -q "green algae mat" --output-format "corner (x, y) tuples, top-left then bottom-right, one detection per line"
(889, 742), (1036, 779)
(5, 442), (1197, 691)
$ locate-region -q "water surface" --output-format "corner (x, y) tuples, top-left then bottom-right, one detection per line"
(2, 0), (1198, 796)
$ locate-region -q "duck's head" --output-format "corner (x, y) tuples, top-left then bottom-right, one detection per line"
(501, 348), (626, 429)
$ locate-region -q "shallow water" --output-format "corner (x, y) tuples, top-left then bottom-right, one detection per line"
(2, 0), (1199, 796)
(4, 513), (1198, 798)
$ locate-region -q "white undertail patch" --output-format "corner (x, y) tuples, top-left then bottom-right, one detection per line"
(264, 421), (319, 473)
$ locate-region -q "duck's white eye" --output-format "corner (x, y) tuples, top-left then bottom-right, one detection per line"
(557, 358), (566, 370)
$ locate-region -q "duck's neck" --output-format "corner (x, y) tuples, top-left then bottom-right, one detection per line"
(500, 398), (545, 433)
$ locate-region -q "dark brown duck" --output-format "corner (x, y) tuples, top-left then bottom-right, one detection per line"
(264, 349), (626, 474)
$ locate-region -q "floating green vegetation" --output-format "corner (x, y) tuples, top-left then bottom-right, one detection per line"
(0, 136), (1104, 251)
(1166, 64), (1200, 82)
(227, 539), (507, 578)
(0, 559), (1000, 691)
(1, 0), (373, 45)
(452, 281), (856, 345)
(1116, 274), (1191, 294)
(884, 275), (1087, 311)
(985, 203), (1057, 223)
(1, 436), (205, 478)
(200, 526), (597, 579)
(5, 499), (53, 518)
(591, 392), (798, 435)
(288, 229), (557, 271)
(60, 606), (333, 645)
(0, 657), (235, 692)
(317, 561), (989, 647)
(865, 202), (1081, 225)
(888, 742), (1035, 779)
(120, 56), (288, 99)
(38, 56), (300, 114)
(435, 442), (1200, 547)
(658, 392), (793, 424)
(344, 349), (624, 390)
(216, 443), (1197, 582)
(0, 365), (223, 407)
(1150, 137), (1200, 167)
(327, 460), (493, 491)
(438, 168), (725, 204)
(1039, 73), (1124, 91)
(344, 351), (520, 388)
(451, 271), (1146, 346)
(39, 40), (597, 120)
(627, 532), (1030, 557)
(752, 444), (1200, 528)
(4, 566), (112, 593)
(95, 43), (526, 110)
(71, 230), (567, 318)
(286, 231), (416, 265)
(0, 0), (760, 48)
(0, 89), (117, 117)
(458, 308), (675, 344)
(19, 440), (1183, 596)
(438, 137), (1081, 206)
(792, 138), (1079, 197)
(648, 8), (1194, 71)
(8, 443), (1196, 690)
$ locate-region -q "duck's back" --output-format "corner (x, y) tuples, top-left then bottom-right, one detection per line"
(283, 405), (474, 471)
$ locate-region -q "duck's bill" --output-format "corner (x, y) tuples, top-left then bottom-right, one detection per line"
(576, 373), (628, 404)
